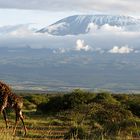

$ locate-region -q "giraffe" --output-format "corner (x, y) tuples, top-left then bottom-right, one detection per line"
(0, 81), (27, 135)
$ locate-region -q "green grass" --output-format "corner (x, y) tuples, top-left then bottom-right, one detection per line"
(0, 111), (70, 140)
(1, 91), (140, 140)
(0, 128), (20, 140)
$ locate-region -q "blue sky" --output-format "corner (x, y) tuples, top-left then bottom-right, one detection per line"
(0, 0), (139, 27)
(0, 9), (77, 27)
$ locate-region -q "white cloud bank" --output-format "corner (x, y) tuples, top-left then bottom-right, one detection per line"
(0, 22), (139, 52)
(47, 22), (69, 34)
(86, 23), (124, 33)
(109, 45), (134, 54)
(0, 24), (37, 37)
(76, 39), (92, 51)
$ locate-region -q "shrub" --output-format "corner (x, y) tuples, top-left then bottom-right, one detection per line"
(37, 89), (94, 113)
(127, 98), (140, 117)
(37, 96), (64, 113)
(113, 94), (129, 103)
(90, 102), (133, 136)
(24, 94), (49, 105)
(92, 92), (120, 105)
(23, 98), (37, 110)
(63, 89), (94, 109)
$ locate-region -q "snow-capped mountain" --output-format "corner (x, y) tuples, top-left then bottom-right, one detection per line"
(37, 15), (140, 35)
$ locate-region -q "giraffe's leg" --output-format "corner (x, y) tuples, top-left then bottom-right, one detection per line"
(0, 95), (8, 128)
(13, 109), (27, 136)
(13, 110), (20, 135)
(19, 110), (27, 136)
(0, 105), (4, 114)
(2, 109), (8, 128)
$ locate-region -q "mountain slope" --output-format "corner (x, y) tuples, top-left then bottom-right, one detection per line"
(37, 15), (140, 35)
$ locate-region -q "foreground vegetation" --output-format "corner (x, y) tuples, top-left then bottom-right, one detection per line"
(0, 89), (140, 139)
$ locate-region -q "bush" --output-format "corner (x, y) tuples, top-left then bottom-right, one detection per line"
(24, 94), (49, 105)
(92, 92), (120, 105)
(37, 89), (94, 113)
(23, 98), (37, 110)
(113, 94), (129, 103)
(127, 98), (140, 117)
(37, 96), (64, 113)
(63, 89), (94, 109)
(90, 102), (133, 136)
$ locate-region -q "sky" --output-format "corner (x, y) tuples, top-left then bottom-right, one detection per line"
(0, 0), (140, 27)
(0, 0), (139, 52)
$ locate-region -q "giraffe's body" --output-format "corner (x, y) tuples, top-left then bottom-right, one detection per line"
(0, 81), (27, 135)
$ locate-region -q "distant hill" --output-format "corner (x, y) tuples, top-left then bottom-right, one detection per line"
(0, 47), (140, 92)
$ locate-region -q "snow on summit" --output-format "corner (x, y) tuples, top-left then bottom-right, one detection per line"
(37, 15), (140, 35)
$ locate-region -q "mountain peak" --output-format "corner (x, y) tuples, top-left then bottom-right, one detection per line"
(37, 15), (140, 36)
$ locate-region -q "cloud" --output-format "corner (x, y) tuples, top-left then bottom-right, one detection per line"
(0, 24), (37, 37)
(108, 45), (134, 54)
(86, 23), (98, 33)
(101, 24), (123, 32)
(0, 21), (140, 51)
(47, 22), (69, 34)
(86, 23), (124, 33)
(10, 26), (33, 37)
(0, 0), (140, 15)
(0, 29), (139, 50)
(53, 48), (67, 54)
(76, 39), (91, 51)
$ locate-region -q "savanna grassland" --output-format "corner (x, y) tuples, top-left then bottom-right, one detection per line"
(0, 89), (140, 140)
